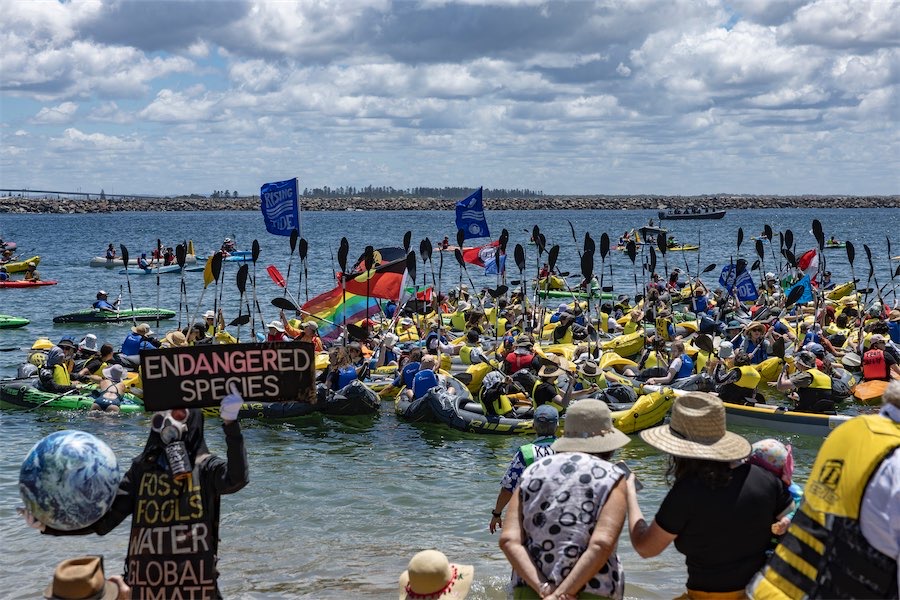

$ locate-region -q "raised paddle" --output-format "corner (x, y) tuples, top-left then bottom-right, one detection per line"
(228, 314), (251, 327)
(119, 244), (137, 325)
(657, 232), (669, 279)
(337, 237), (350, 341)
(454, 248), (484, 311)
(176, 243), (188, 328)
(887, 236), (897, 306)
(567, 220), (582, 260)
(737, 227), (744, 256)
(755, 238), (766, 299)
(298, 237), (309, 302)
(155, 238), (162, 329)
(626, 239), (638, 302)
(267, 264), (305, 315)
(283, 229), (299, 298)
(270, 296), (337, 325)
(251, 239), (262, 338)
(514, 243), (527, 310)
(234, 264), (249, 341)
(600, 232), (611, 295)
(456, 229), (466, 295)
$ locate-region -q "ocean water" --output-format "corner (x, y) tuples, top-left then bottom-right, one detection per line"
(1, 208), (898, 598)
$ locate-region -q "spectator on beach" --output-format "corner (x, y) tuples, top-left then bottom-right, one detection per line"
(624, 392), (793, 599)
(489, 405), (559, 534)
(399, 550), (473, 600)
(749, 381), (900, 598)
(43, 556), (129, 600)
(747, 439), (803, 539)
(500, 399), (630, 600)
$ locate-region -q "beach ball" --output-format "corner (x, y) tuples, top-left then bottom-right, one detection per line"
(19, 430), (122, 531)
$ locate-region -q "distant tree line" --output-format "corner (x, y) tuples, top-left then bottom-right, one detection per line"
(210, 190), (239, 198)
(300, 186), (544, 199)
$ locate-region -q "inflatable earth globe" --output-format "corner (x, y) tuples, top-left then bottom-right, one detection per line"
(19, 430), (122, 531)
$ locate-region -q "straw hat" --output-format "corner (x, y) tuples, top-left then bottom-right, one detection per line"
(102, 364), (126, 383)
(399, 550), (473, 600)
(744, 321), (766, 333)
(132, 323), (152, 336)
(578, 361), (601, 377)
(640, 392), (751, 462)
(44, 556), (118, 600)
(889, 310), (900, 322)
(267, 320), (285, 332)
(551, 399), (631, 453)
(164, 331), (188, 347)
(538, 364), (564, 378)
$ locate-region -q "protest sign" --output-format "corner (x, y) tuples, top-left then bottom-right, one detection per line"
(140, 341), (316, 411)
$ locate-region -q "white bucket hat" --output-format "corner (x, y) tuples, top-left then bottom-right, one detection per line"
(551, 399), (631, 453)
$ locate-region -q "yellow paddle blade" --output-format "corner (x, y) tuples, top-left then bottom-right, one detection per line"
(203, 256), (215, 288)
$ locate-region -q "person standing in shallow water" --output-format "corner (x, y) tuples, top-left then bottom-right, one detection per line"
(624, 392), (793, 599)
(22, 387), (248, 600)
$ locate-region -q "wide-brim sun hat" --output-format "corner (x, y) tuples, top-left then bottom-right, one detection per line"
(744, 321), (766, 333)
(132, 323), (152, 335)
(267, 320), (285, 332)
(399, 550), (473, 600)
(889, 310), (900, 322)
(718, 340), (734, 359)
(44, 556), (118, 600)
(164, 331), (188, 347)
(538, 364), (564, 378)
(578, 361), (601, 377)
(102, 364), (126, 383)
(552, 398), (631, 453)
(203, 310), (215, 319)
(640, 392), (751, 462)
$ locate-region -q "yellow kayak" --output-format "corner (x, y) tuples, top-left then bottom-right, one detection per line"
(825, 281), (855, 301)
(601, 330), (645, 358)
(614, 389), (675, 434)
(2, 255), (41, 273)
(667, 245), (699, 252)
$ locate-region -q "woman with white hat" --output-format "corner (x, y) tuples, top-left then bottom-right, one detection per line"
(500, 399), (631, 600)
(624, 392), (794, 598)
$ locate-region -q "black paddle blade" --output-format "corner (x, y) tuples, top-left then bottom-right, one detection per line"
(548, 245), (560, 273)
(657, 232), (667, 255)
(337, 238), (349, 272)
(702, 263), (717, 273)
(236, 264), (249, 295)
(499, 229), (509, 253)
(120, 244), (129, 266)
(532, 225), (540, 246)
(456, 229), (465, 249)
(894, 264), (900, 278)
(600, 233), (610, 259)
(846, 240), (855, 265)
(785, 283), (805, 307)
(778, 232), (785, 251)
(406, 251), (417, 282)
(864, 244), (874, 273)
(453, 248), (465, 269)
(298, 238), (308, 261)
(737, 227), (744, 251)
(755, 239), (764, 261)
(626, 240), (637, 265)
(783, 248), (797, 268)
(694, 333), (714, 354)
(403, 231), (412, 254)
(581, 253), (594, 282)
(583, 232), (595, 256)
(514, 244), (526, 273)
(812, 219), (824, 250)
(487, 286), (505, 298)
(271, 296), (297, 311)
(534, 233), (545, 255)
(648, 246), (657, 274)
(784, 229), (794, 250)
(364, 245), (375, 271)
(419, 239), (430, 263)
(771, 336), (786, 360)
(229, 314), (252, 327)
(425, 238), (433, 261)
(763, 224), (773, 241)
(751, 259), (760, 271)
(176, 243), (187, 268)
(347, 323), (370, 341)
(211, 251), (223, 282)
(289, 229), (299, 253)
(251, 239), (260, 263)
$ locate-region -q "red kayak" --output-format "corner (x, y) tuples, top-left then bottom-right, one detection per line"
(0, 280), (58, 288)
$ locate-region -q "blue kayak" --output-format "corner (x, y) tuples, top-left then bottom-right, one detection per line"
(119, 265), (183, 275)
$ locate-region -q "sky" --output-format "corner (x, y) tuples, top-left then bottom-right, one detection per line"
(1, 0), (898, 197)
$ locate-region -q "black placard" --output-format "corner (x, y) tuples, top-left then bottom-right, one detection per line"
(140, 341), (316, 411)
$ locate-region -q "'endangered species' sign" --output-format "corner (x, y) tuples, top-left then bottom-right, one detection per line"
(140, 342), (316, 411)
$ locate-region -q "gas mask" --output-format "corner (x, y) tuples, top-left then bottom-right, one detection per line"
(151, 408), (192, 480)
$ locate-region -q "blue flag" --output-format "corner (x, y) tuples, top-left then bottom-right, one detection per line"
(455, 188), (490, 240)
(719, 264), (759, 301)
(787, 275), (814, 305)
(260, 178), (300, 237)
(484, 254), (506, 275)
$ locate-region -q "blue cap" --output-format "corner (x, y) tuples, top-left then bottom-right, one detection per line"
(534, 405), (559, 423)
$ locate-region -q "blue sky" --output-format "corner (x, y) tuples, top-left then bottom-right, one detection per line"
(1, 0), (897, 196)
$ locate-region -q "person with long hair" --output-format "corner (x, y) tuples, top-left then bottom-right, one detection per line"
(624, 392), (793, 599)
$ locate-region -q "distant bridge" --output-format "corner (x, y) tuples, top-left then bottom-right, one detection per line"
(0, 188), (167, 201)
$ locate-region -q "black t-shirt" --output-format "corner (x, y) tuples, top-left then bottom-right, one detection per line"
(655, 463), (792, 592)
(533, 382), (558, 407)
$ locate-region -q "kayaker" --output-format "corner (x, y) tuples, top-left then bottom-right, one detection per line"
(711, 348), (762, 405)
(500, 399), (630, 600)
(862, 334), (900, 381)
(489, 404), (558, 534)
(37, 339), (80, 393)
(105, 243), (116, 262)
(478, 371), (521, 418)
(888, 309), (900, 344)
(23, 262), (40, 282)
(548, 302), (569, 324)
(532, 360), (575, 412)
(373, 332), (399, 368)
(424, 321), (451, 355)
(284, 317), (323, 351)
(92, 290), (118, 311)
(163, 246), (175, 266)
(266, 320), (288, 342)
(538, 262), (550, 278)
(392, 347), (422, 392)
(23, 387), (249, 600)
(74, 343), (115, 383)
(203, 309), (219, 336)
(737, 321), (772, 365)
(409, 355), (440, 400)
(0, 265), (8, 281)
(121, 323), (160, 362)
(551, 312), (588, 344)
(91, 364), (127, 413)
(625, 393), (794, 599)
(646, 340), (694, 385)
(458, 330), (488, 365)
(774, 350), (835, 413)
(821, 270), (835, 290)
(503, 337), (538, 374)
(221, 237), (237, 255)
(322, 347), (356, 391)
(135, 253), (149, 270)
(749, 381), (900, 599)
(440, 236), (450, 249)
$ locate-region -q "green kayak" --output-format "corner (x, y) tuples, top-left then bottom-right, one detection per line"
(0, 379), (145, 413)
(52, 307), (176, 324)
(0, 315), (29, 329)
(538, 289), (616, 300)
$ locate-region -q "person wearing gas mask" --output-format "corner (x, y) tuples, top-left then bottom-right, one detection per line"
(21, 385), (249, 599)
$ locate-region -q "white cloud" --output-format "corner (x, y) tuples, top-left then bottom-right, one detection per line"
(49, 128), (142, 151)
(32, 102), (79, 124)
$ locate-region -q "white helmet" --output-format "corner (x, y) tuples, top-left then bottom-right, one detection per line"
(765, 272), (776, 281)
(482, 371), (504, 390)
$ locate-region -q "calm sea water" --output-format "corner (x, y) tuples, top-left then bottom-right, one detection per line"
(1, 208), (898, 598)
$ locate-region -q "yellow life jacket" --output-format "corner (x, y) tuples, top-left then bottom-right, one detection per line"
(459, 344), (476, 365)
(532, 380), (563, 412)
(92, 361), (109, 377)
(597, 311), (610, 333)
(478, 387), (514, 416)
(623, 320), (639, 335)
(749, 415), (900, 599)
(552, 324), (573, 345)
(395, 325), (420, 342)
(655, 317), (672, 341)
(449, 311), (467, 331)
(735, 365), (762, 390)
(577, 373), (607, 390)
(52, 364), (72, 386)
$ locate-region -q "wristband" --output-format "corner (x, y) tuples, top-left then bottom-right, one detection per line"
(491, 510), (502, 518)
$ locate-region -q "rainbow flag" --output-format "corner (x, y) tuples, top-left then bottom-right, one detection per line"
(301, 285), (380, 342)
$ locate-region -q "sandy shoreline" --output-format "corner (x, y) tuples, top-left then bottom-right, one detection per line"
(1, 193), (897, 214)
